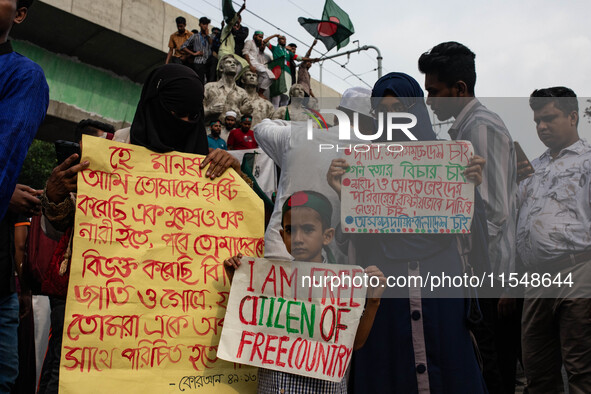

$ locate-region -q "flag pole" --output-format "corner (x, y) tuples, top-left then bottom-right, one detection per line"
(319, 61), (324, 107)
(319, 45), (382, 78)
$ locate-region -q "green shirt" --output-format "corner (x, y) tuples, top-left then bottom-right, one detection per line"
(267, 44), (298, 75)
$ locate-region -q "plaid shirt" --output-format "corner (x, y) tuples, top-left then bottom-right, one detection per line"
(257, 368), (347, 394)
(181, 32), (211, 64)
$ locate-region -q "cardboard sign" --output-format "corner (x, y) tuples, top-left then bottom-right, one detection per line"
(217, 258), (367, 383)
(59, 136), (264, 393)
(341, 141), (475, 234)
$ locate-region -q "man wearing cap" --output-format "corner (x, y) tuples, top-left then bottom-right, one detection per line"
(222, 110), (237, 142)
(207, 120), (227, 150)
(181, 16), (212, 82)
(242, 31), (275, 97)
(228, 115), (257, 150)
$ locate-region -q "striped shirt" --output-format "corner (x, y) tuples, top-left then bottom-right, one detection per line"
(449, 98), (517, 277)
(181, 32), (211, 64)
(516, 139), (591, 267)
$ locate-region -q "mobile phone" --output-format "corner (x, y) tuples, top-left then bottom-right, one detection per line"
(514, 141), (534, 182)
(55, 140), (81, 166)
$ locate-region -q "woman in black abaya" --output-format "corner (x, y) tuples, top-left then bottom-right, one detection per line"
(130, 63), (241, 178)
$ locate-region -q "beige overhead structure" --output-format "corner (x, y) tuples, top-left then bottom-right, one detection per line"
(10, 0), (340, 141)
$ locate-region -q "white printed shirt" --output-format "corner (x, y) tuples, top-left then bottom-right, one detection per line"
(516, 139), (591, 267)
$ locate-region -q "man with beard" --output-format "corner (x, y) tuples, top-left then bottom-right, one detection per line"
(207, 120), (227, 150)
(222, 110), (237, 142)
(243, 31), (275, 97)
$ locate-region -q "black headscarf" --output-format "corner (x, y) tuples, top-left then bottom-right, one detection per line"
(130, 64), (209, 155)
(363, 72), (450, 261)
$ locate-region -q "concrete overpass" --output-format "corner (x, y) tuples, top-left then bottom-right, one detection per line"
(10, 0), (341, 141)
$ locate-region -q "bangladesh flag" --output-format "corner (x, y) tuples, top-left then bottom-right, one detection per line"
(222, 0), (236, 24)
(267, 56), (291, 97)
(298, 0), (354, 51)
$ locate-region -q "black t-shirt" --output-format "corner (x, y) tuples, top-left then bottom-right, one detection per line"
(233, 26), (249, 57)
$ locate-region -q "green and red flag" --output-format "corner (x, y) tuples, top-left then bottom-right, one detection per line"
(298, 0), (354, 51)
(222, 0), (236, 24)
(267, 56), (291, 97)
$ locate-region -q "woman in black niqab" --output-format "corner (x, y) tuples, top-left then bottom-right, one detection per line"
(130, 64), (209, 155)
(130, 64), (241, 179)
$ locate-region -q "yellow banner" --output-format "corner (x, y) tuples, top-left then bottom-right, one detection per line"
(59, 135), (264, 393)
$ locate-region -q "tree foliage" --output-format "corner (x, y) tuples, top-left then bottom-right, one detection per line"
(18, 139), (56, 190)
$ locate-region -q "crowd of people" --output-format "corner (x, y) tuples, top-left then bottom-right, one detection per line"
(1, 0), (590, 393)
(164, 4), (320, 154)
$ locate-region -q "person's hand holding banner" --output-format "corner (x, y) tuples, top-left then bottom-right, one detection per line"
(217, 257), (367, 382)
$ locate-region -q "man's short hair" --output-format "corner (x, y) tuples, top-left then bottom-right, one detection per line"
(199, 17), (211, 25)
(74, 119), (115, 142)
(17, 0), (35, 8)
(212, 27), (221, 33)
(288, 43), (297, 48)
(175, 16), (186, 25)
(418, 41), (477, 94)
(529, 87), (579, 123)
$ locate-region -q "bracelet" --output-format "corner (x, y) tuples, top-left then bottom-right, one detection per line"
(40, 189), (75, 231)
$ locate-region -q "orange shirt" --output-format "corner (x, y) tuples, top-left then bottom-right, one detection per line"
(168, 30), (193, 58)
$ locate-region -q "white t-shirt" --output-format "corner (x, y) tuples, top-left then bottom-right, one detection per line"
(254, 119), (357, 262)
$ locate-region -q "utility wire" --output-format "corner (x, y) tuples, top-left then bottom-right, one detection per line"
(168, 0), (372, 89)
(230, 0), (372, 88)
(287, 0), (315, 18)
(173, 0), (222, 25)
